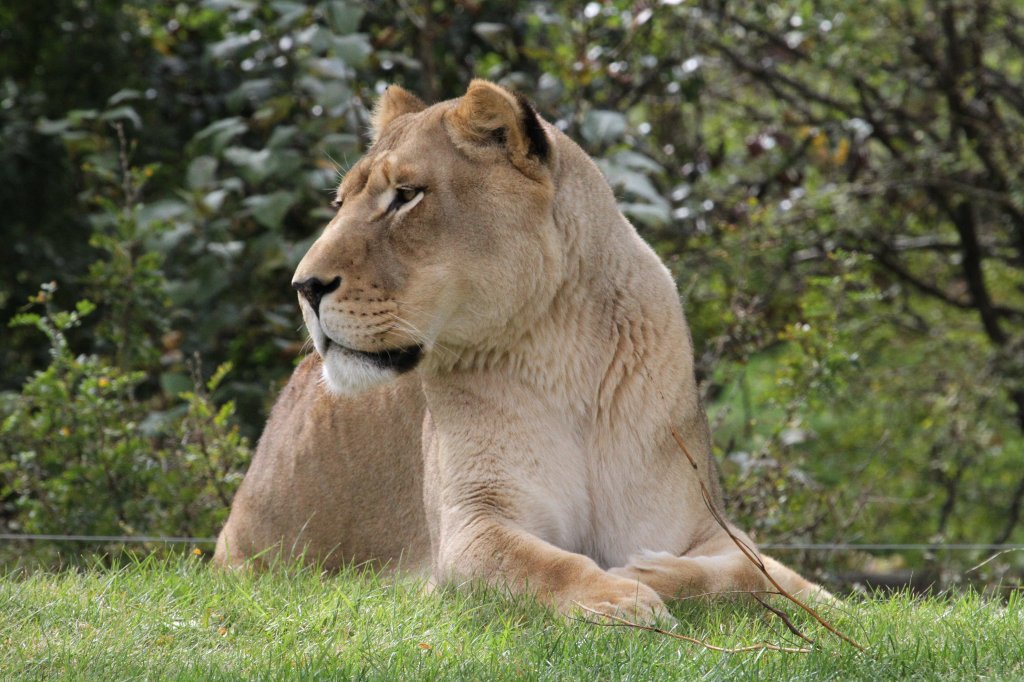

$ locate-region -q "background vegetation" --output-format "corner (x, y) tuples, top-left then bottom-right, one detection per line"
(1, 0), (1022, 585)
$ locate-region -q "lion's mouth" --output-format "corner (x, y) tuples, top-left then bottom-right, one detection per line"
(327, 339), (423, 373)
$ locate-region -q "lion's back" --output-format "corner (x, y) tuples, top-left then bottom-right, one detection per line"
(214, 354), (430, 573)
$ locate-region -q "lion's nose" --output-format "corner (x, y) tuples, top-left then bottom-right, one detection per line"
(292, 276), (341, 315)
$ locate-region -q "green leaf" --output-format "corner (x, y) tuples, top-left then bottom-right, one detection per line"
(99, 106), (142, 130)
(107, 89), (142, 106)
(610, 150), (664, 175)
(581, 110), (627, 145)
(194, 117), (249, 154)
(223, 147), (273, 183)
(35, 117), (71, 135)
(8, 313), (41, 329)
(267, 126), (299, 149)
(209, 33), (256, 60)
(325, 1), (364, 34)
(319, 81), (354, 109)
(187, 156), (219, 190)
(160, 372), (193, 397)
(202, 189), (230, 212)
(309, 57), (351, 80)
(243, 191), (298, 230)
(619, 201), (671, 226)
(207, 362), (234, 392)
(271, 1), (308, 28)
(331, 34), (372, 67)
(596, 159), (668, 209)
(137, 199), (189, 227)
(232, 78), (275, 106)
(65, 109), (99, 125)
(75, 300), (97, 317)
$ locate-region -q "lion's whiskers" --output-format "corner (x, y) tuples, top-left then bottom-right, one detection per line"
(391, 297), (488, 327)
(322, 151), (352, 184)
(386, 311), (461, 362)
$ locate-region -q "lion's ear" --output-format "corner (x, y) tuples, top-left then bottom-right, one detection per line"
(372, 85), (427, 136)
(448, 79), (551, 172)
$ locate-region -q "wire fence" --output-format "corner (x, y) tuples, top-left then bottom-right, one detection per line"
(2, 533), (1023, 552)
(0, 533), (215, 544)
(761, 543), (1024, 552)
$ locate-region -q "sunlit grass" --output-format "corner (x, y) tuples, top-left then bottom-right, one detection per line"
(0, 553), (1021, 679)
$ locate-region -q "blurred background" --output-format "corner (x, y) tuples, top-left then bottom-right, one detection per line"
(1, 0), (1022, 589)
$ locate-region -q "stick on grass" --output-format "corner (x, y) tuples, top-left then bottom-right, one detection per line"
(671, 428), (864, 651)
(573, 603), (812, 654)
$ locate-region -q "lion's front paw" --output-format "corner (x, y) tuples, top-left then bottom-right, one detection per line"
(607, 550), (702, 599)
(608, 550), (678, 579)
(566, 575), (673, 625)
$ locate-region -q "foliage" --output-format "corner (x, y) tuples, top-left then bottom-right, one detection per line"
(0, 284), (248, 561)
(660, 0), (1024, 549)
(1, 0), (1023, 578)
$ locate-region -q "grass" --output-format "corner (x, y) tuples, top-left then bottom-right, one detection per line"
(1, 553), (1022, 680)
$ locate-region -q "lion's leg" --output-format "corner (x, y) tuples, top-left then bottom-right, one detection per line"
(422, 384), (670, 622)
(435, 517), (672, 622)
(609, 531), (832, 603)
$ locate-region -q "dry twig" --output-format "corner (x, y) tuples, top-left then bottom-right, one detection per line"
(966, 548), (1024, 574)
(671, 428), (865, 651)
(573, 603), (812, 654)
(752, 594), (815, 644)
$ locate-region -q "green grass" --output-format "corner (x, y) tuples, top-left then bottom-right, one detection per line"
(1, 554), (1022, 680)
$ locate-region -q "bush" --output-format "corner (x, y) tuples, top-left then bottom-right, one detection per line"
(0, 120), (251, 563)
(0, 284), (249, 564)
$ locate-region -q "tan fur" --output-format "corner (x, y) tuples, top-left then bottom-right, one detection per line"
(371, 85), (427, 135)
(214, 355), (429, 573)
(216, 80), (829, 619)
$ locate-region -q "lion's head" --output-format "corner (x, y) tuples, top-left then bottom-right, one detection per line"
(293, 80), (563, 394)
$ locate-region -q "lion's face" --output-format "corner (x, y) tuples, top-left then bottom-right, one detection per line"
(293, 81), (558, 394)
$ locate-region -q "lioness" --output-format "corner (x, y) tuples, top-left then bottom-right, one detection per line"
(215, 80), (827, 618)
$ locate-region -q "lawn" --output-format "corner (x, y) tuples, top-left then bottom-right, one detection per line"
(1, 553), (1021, 680)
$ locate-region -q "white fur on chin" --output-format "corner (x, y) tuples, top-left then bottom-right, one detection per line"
(320, 347), (396, 395)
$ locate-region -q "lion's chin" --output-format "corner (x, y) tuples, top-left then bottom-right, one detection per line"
(320, 349), (397, 395)
(319, 341), (421, 395)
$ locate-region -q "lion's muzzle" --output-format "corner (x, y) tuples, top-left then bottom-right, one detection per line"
(326, 339), (423, 373)
(293, 275), (341, 317)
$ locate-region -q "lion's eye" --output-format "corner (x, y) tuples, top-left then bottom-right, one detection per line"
(388, 186), (424, 213)
(330, 196), (343, 210)
(396, 186), (419, 203)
